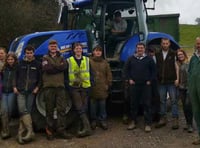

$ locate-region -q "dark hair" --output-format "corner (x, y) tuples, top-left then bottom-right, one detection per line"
(93, 45), (102, 51)
(24, 45), (35, 52)
(161, 38), (170, 43)
(136, 42), (145, 48)
(72, 42), (83, 50)
(114, 11), (121, 17)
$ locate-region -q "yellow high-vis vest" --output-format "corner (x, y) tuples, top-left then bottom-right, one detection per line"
(67, 56), (91, 88)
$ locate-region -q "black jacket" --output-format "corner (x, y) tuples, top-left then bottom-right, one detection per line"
(2, 65), (17, 93)
(14, 58), (42, 92)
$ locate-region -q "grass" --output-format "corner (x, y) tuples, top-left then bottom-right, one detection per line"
(179, 24), (200, 56)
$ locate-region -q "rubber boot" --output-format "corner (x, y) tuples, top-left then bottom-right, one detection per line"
(21, 114), (35, 142)
(17, 117), (26, 144)
(1, 113), (11, 139)
(77, 114), (92, 137)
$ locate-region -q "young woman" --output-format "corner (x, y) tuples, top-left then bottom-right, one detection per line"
(1, 53), (18, 139)
(176, 49), (193, 133)
(89, 45), (112, 130)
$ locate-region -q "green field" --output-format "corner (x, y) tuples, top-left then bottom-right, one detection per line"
(179, 24), (200, 56)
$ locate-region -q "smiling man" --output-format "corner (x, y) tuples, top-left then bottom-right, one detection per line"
(124, 42), (156, 132)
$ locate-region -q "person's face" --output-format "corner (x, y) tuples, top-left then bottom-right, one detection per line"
(195, 38), (200, 52)
(177, 51), (185, 62)
(7, 56), (15, 66)
(136, 45), (145, 56)
(161, 39), (170, 51)
(0, 49), (6, 61)
(73, 45), (83, 57)
(48, 43), (58, 54)
(114, 16), (121, 23)
(93, 49), (102, 57)
(148, 51), (155, 57)
(25, 50), (34, 60)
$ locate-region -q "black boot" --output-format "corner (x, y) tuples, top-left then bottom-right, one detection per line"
(77, 114), (92, 137)
(56, 129), (72, 139)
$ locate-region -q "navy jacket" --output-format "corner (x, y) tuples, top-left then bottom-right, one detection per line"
(124, 55), (156, 84)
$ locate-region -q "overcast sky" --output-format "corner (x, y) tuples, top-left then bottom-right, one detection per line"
(146, 0), (200, 24)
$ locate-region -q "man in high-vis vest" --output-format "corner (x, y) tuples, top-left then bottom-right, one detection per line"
(67, 42), (92, 137)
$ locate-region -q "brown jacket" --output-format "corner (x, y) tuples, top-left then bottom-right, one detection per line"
(90, 57), (112, 99)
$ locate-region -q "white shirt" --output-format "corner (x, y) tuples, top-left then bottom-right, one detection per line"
(162, 50), (168, 60)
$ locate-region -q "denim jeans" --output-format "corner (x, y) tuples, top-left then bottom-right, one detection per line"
(17, 92), (35, 115)
(159, 84), (178, 118)
(90, 99), (107, 121)
(1, 92), (16, 116)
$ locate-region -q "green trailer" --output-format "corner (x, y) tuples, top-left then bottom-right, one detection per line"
(148, 13), (180, 42)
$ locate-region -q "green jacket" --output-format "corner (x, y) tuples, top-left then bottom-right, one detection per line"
(42, 53), (67, 88)
(188, 52), (200, 91)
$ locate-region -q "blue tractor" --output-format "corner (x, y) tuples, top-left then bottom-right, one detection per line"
(9, 0), (180, 129)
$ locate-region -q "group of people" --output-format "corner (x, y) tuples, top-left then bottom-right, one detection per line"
(123, 37), (200, 145)
(0, 36), (200, 146)
(0, 40), (112, 144)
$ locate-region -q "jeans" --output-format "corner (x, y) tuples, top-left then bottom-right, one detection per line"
(159, 84), (178, 118)
(90, 99), (107, 121)
(1, 93), (16, 116)
(17, 92), (35, 115)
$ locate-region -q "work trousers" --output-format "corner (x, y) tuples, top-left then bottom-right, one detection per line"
(130, 83), (152, 125)
(43, 87), (67, 131)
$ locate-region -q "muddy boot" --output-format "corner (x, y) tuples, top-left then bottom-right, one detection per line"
(21, 114), (35, 142)
(78, 114), (92, 137)
(99, 121), (108, 130)
(155, 116), (167, 128)
(17, 117), (26, 144)
(46, 127), (54, 141)
(1, 113), (11, 139)
(171, 118), (179, 130)
(127, 120), (136, 130)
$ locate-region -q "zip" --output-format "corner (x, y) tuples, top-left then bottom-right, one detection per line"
(25, 64), (30, 91)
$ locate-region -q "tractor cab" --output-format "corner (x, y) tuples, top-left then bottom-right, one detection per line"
(62, 0), (140, 59)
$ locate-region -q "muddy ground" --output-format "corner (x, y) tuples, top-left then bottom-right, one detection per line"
(0, 113), (199, 148)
